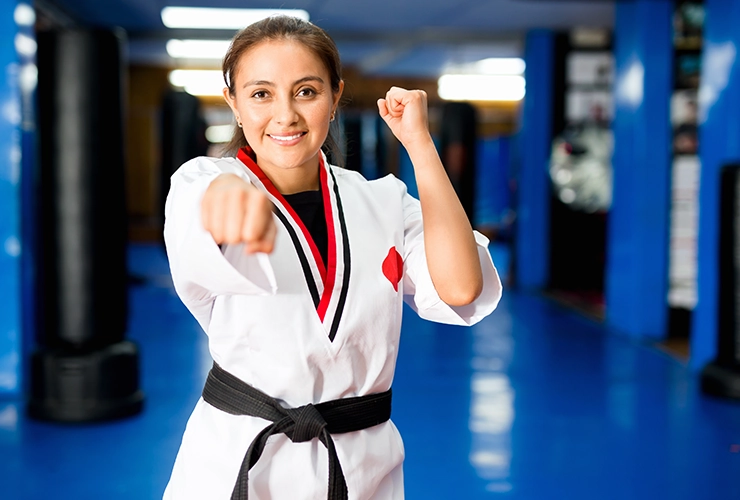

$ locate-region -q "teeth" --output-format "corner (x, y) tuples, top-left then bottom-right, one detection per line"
(270, 133), (303, 141)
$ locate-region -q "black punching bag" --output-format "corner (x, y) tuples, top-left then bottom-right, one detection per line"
(159, 89), (208, 225)
(29, 28), (144, 422)
(439, 101), (478, 224)
(701, 164), (740, 400)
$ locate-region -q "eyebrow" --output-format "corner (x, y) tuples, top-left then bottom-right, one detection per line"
(242, 76), (325, 88)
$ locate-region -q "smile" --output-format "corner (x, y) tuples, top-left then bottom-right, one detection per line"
(268, 132), (306, 141)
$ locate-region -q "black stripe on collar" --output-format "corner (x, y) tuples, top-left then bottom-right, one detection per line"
(327, 168), (351, 342)
(273, 207), (321, 309)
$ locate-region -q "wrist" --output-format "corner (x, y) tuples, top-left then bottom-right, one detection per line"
(402, 133), (435, 155)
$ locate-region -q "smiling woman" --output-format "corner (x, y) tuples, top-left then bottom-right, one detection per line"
(161, 14), (502, 500)
(219, 16), (345, 179)
(221, 39), (342, 193)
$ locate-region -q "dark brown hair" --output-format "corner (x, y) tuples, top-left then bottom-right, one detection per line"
(221, 15), (343, 163)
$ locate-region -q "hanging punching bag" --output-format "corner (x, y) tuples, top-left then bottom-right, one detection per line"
(159, 89), (208, 229)
(29, 27), (144, 422)
(701, 164), (740, 400)
(439, 101), (478, 224)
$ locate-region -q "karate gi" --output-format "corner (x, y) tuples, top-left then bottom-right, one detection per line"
(162, 148), (503, 499)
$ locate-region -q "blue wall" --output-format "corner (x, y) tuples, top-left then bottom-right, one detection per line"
(691, 0), (740, 370)
(605, 0), (673, 340)
(515, 30), (553, 290)
(0, 0), (24, 397)
(476, 136), (512, 231)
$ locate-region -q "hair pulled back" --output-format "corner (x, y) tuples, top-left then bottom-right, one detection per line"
(221, 15), (343, 162)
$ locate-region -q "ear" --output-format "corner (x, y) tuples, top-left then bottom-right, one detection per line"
(332, 80), (345, 112)
(223, 87), (238, 115)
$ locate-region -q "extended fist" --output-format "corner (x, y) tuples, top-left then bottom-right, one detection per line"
(201, 173), (277, 254)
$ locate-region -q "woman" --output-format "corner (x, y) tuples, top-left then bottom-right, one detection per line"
(163, 15), (502, 500)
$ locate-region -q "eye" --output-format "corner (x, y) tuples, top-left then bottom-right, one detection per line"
(251, 90), (269, 100)
(297, 87), (316, 98)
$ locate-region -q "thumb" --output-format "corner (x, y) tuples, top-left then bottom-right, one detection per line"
(377, 98), (395, 128)
(377, 98), (390, 120)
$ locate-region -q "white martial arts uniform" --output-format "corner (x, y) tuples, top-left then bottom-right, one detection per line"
(162, 148), (502, 499)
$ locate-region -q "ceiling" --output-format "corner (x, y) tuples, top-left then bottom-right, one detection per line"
(40, 0), (615, 77)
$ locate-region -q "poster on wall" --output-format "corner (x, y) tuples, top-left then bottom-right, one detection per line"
(565, 90), (613, 124)
(566, 52), (613, 86)
(565, 51), (614, 127)
(675, 53), (701, 88)
(668, 155), (700, 309)
(671, 90), (698, 154)
(673, 1), (704, 49)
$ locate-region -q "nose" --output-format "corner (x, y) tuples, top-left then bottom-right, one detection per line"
(274, 95), (299, 125)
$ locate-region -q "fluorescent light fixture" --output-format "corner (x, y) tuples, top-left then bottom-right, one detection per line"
(437, 75), (526, 102)
(161, 7), (310, 30)
(14, 3), (35, 27)
(166, 39), (231, 59)
(15, 33), (37, 57)
(474, 57), (525, 75)
(443, 57), (525, 76)
(206, 124), (235, 144)
(19, 63), (38, 93)
(169, 69), (224, 96)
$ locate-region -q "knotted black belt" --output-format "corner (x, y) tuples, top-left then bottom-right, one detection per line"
(202, 362), (392, 500)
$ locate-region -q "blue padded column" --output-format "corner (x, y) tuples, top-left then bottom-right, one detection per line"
(515, 30), (553, 289)
(605, 0), (673, 339)
(692, 0), (740, 370)
(0, 0), (23, 397)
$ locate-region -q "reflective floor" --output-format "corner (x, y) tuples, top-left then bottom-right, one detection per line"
(1, 242), (739, 499)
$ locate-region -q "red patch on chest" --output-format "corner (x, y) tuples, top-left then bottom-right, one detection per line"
(382, 247), (404, 292)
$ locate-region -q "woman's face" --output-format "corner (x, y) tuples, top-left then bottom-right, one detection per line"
(224, 39), (343, 187)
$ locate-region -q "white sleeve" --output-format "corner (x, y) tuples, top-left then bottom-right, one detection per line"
(163, 157), (277, 306)
(399, 182), (502, 326)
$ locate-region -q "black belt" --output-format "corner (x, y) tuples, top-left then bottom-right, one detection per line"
(202, 362), (392, 500)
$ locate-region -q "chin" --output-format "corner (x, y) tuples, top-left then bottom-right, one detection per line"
(272, 151), (318, 169)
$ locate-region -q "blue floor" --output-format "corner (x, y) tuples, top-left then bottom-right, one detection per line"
(1, 242), (739, 499)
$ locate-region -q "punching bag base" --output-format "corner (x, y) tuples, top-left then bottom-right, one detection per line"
(28, 340), (144, 422)
(700, 361), (740, 401)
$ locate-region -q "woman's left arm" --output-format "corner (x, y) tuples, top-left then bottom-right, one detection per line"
(378, 86), (483, 306)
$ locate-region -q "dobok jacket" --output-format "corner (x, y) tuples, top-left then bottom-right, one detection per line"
(162, 149), (503, 499)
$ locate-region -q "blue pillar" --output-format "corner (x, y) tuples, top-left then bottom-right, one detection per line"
(692, 0), (740, 370)
(515, 30), (553, 289)
(605, 0), (673, 340)
(0, 0), (25, 397)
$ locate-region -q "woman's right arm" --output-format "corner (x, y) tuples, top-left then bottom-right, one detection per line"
(164, 158), (278, 304)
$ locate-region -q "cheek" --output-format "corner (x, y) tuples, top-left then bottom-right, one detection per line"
(240, 108), (270, 138)
(307, 104), (332, 127)
(242, 105), (268, 123)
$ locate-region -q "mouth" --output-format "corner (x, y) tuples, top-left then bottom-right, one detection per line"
(268, 132), (307, 142)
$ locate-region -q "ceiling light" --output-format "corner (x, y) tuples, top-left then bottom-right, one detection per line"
(474, 57), (526, 75)
(14, 3), (35, 27)
(168, 69), (224, 96)
(15, 33), (37, 57)
(443, 57), (525, 76)
(437, 75), (526, 102)
(166, 40), (231, 59)
(161, 7), (310, 30)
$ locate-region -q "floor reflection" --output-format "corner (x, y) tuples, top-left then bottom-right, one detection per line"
(469, 312), (515, 493)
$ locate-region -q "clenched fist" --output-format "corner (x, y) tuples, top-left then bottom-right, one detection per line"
(377, 87), (433, 149)
(201, 173), (277, 254)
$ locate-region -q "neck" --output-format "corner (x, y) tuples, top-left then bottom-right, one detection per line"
(261, 160), (321, 195)
(239, 147), (322, 194)
(272, 169), (320, 194)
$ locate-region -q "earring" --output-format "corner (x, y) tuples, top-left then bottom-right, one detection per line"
(236, 119), (243, 128)
(330, 112), (336, 122)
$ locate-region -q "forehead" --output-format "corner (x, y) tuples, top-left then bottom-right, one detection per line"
(234, 39), (329, 84)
